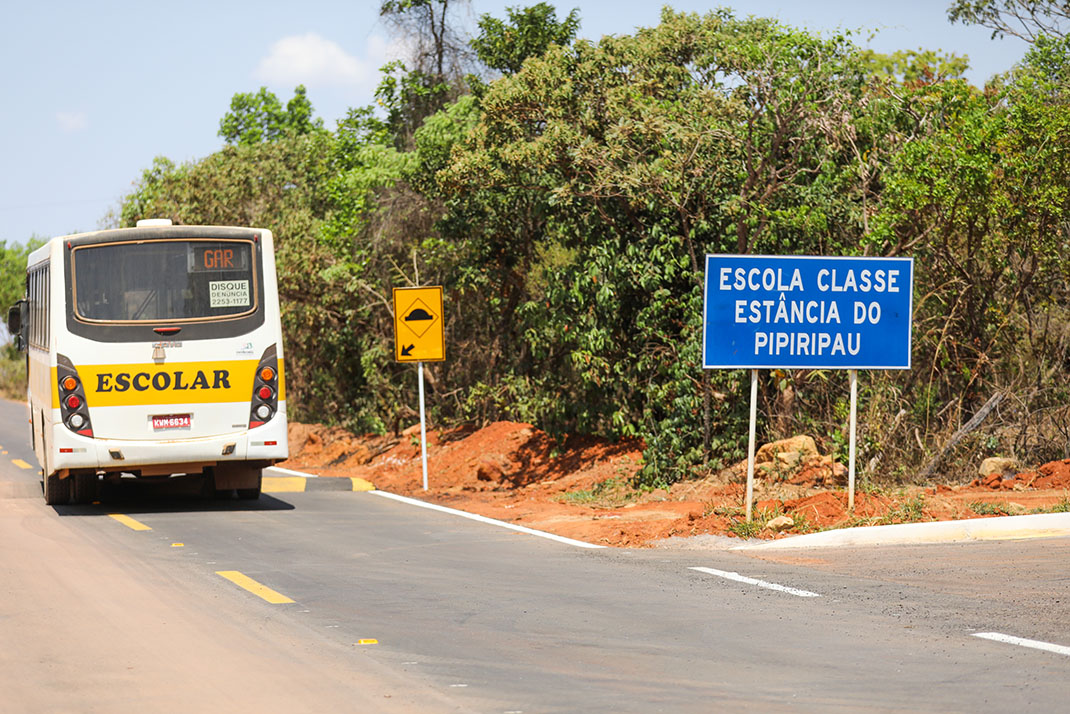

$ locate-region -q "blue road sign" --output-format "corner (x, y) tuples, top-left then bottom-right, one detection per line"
(703, 255), (913, 370)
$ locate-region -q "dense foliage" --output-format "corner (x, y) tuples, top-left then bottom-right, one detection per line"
(77, 4), (1070, 485)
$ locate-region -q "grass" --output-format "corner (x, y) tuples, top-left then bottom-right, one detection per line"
(724, 505), (815, 538)
(824, 491), (929, 531)
(970, 495), (1070, 516)
(856, 477), (883, 496)
(1029, 495), (1070, 514)
(789, 512), (815, 534)
(875, 494), (928, 525)
(728, 519), (763, 538)
(558, 477), (638, 508)
(969, 501), (1019, 517)
(705, 502), (743, 518)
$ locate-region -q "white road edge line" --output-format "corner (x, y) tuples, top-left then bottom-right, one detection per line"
(367, 490), (606, 549)
(973, 632), (1070, 657)
(265, 466), (319, 478)
(690, 566), (821, 598)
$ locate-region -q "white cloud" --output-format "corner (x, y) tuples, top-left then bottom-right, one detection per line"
(254, 33), (385, 89)
(56, 111), (88, 133)
(367, 33), (408, 66)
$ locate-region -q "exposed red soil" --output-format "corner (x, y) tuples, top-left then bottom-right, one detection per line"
(279, 421), (1070, 548)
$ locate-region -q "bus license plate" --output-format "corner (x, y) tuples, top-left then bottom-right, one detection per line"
(152, 414), (191, 430)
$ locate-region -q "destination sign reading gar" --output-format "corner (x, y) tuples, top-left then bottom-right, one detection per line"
(702, 255), (914, 370)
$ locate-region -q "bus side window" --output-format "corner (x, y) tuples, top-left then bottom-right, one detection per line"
(34, 268), (41, 348)
(33, 269), (40, 348)
(25, 265), (50, 349)
(43, 266), (49, 348)
(27, 271), (35, 348)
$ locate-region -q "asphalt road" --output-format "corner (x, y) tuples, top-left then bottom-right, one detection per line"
(1, 397), (1068, 713)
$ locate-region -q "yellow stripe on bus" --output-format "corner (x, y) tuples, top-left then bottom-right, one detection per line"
(50, 359), (285, 408)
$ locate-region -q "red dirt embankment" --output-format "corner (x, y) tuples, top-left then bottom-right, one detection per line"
(279, 421), (1070, 548)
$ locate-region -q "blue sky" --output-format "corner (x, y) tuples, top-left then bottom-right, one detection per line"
(0, 1), (1029, 244)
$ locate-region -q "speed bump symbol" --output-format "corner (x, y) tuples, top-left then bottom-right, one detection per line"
(401, 300), (437, 338)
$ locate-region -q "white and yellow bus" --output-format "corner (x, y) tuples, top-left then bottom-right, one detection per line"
(7, 220), (288, 504)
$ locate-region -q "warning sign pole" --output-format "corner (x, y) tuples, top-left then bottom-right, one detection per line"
(417, 361), (429, 491)
(392, 285), (444, 491)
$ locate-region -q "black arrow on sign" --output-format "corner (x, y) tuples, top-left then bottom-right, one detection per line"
(401, 344), (415, 356)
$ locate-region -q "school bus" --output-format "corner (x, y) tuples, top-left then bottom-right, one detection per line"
(7, 220), (288, 504)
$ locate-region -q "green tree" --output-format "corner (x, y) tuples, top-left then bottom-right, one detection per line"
(861, 48), (970, 84)
(470, 2), (580, 75)
(867, 33), (1070, 467)
(115, 3), (1070, 486)
(438, 8), (881, 483)
(947, 0), (1070, 40)
(219, 85), (324, 145)
(378, 0), (474, 146)
(0, 239), (41, 317)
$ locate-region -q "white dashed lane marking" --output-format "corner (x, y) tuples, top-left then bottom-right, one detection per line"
(973, 632), (1070, 657)
(690, 566), (821, 598)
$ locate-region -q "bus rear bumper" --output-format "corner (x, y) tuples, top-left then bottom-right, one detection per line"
(50, 417), (289, 474)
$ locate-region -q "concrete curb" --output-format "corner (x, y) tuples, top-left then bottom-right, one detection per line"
(732, 512), (1070, 550)
(263, 467), (375, 494)
(259, 465), (1070, 551)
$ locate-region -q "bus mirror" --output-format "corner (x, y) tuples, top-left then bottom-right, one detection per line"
(7, 301), (26, 351)
(7, 303), (21, 334)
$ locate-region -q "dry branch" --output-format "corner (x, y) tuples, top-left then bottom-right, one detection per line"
(917, 392), (1005, 481)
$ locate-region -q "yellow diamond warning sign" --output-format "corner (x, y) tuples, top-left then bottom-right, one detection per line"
(393, 286), (445, 362)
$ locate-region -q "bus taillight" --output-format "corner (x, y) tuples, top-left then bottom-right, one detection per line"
(57, 354), (94, 437)
(249, 344), (280, 428)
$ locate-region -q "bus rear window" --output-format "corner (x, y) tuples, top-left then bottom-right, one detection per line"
(73, 240), (257, 322)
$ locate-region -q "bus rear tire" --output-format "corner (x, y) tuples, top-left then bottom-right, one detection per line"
(71, 473), (97, 504)
(215, 462), (262, 500)
(201, 468), (220, 499)
(44, 472), (70, 506)
(236, 474), (262, 500)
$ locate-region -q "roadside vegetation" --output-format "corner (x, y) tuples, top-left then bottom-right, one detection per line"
(0, 239), (39, 399)
(4, 1), (1070, 492)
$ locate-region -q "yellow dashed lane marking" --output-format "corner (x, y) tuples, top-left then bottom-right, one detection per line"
(216, 571), (295, 604)
(109, 514), (152, 531)
(351, 477), (375, 491)
(12, 459), (32, 469)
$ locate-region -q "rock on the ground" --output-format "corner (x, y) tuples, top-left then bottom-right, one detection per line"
(755, 435), (819, 465)
(979, 456), (1019, 478)
(765, 515), (795, 532)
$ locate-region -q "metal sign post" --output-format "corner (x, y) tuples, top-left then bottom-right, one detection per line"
(746, 369), (758, 522)
(848, 369), (858, 511)
(392, 286), (445, 491)
(702, 255), (913, 522)
(417, 361), (429, 491)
